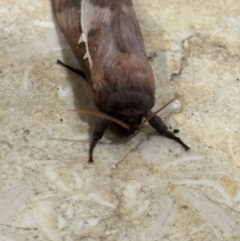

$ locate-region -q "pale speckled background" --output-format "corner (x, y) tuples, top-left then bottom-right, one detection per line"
(1, 0), (240, 241)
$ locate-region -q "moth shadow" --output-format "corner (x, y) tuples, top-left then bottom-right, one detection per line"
(50, 14), (92, 128)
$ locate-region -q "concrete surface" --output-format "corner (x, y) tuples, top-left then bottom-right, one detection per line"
(0, 0), (240, 240)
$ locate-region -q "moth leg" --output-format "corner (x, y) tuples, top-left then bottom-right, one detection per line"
(148, 52), (157, 61)
(88, 119), (109, 163)
(148, 115), (190, 150)
(57, 59), (87, 79)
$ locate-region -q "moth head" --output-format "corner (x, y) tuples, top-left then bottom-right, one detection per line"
(106, 90), (154, 133)
(73, 96), (179, 133)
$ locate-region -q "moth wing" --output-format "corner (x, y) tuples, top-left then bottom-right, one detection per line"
(52, 0), (153, 87)
(52, 0), (91, 77)
(81, 0), (149, 68)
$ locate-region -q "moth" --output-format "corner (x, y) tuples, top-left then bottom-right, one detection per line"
(51, 0), (190, 162)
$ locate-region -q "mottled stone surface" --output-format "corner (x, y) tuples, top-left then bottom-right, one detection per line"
(1, 0), (240, 240)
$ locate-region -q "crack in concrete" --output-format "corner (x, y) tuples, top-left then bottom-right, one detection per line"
(170, 33), (240, 82)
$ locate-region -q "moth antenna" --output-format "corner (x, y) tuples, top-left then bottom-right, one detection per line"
(57, 59), (87, 79)
(70, 110), (130, 130)
(139, 95), (180, 128)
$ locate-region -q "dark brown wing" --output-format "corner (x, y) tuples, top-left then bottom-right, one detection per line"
(52, 0), (155, 105)
(51, 0), (91, 79)
(79, 0), (149, 65)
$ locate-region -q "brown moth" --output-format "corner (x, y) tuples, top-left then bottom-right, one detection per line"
(51, 0), (190, 162)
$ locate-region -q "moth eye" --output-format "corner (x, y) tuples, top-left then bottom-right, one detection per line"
(118, 115), (128, 123)
(137, 115), (142, 124)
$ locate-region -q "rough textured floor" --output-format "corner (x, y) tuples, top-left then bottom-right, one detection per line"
(1, 0), (240, 240)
